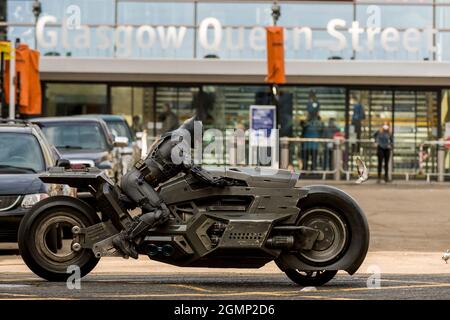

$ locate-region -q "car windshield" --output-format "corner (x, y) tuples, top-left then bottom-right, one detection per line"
(106, 120), (133, 142)
(40, 122), (108, 151)
(0, 133), (45, 173)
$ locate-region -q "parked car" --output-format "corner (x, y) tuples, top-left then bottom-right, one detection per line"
(31, 117), (128, 182)
(76, 114), (142, 179)
(0, 119), (73, 242)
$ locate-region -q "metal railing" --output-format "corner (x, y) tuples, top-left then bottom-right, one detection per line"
(138, 130), (449, 182)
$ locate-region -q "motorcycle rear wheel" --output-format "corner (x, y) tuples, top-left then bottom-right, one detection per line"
(278, 186), (369, 286)
(284, 270), (338, 287)
(18, 200), (100, 282)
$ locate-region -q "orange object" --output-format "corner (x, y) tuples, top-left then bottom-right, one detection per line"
(3, 44), (42, 115)
(265, 26), (286, 84)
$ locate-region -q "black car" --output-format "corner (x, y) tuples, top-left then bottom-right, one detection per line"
(31, 117), (127, 181)
(77, 114), (142, 178)
(0, 120), (70, 242)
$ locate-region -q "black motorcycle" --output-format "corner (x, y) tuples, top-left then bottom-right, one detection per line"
(18, 162), (369, 286)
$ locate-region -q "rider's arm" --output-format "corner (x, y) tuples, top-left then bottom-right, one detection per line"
(183, 163), (229, 187)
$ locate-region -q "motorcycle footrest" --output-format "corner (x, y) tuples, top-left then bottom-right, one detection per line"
(72, 221), (118, 250)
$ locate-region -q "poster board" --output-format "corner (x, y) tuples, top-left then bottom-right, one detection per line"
(249, 105), (278, 168)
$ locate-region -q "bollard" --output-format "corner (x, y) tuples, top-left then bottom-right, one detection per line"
(229, 141), (237, 166)
(438, 140), (445, 182)
(140, 130), (148, 159)
(388, 152), (393, 182)
(333, 139), (342, 181)
(280, 138), (289, 169)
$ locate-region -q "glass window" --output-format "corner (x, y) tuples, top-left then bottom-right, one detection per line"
(105, 120), (133, 141)
(156, 86), (197, 123)
(37, 26), (115, 57)
(7, 26), (35, 48)
(280, 3), (353, 28)
(197, 3), (271, 27)
(111, 86), (155, 134)
(436, 5), (450, 28)
(8, 0), (112, 27)
(45, 83), (107, 116)
(7, 0), (34, 23)
(356, 5), (433, 29)
(40, 122), (108, 151)
(40, 0), (115, 25)
(0, 133), (45, 173)
(127, 27), (194, 59)
(354, 30), (432, 61)
(118, 1), (194, 25)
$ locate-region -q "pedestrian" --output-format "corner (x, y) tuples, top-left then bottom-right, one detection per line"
(322, 118), (340, 170)
(373, 122), (393, 183)
(306, 91), (320, 120)
(303, 116), (324, 171)
(351, 95), (365, 153)
(287, 163), (295, 173)
(159, 103), (179, 134)
(132, 115), (143, 136)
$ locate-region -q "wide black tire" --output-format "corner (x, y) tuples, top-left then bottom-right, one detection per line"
(285, 270), (337, 287)
(18, 198), (100, 282)
(277, 185), (369, 286)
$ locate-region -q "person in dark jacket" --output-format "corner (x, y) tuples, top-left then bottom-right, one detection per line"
(351, 95), (365, 153)
(373, 122), (393, 183)
(323, 118), (340, 170)
(303, 116), (324, 171)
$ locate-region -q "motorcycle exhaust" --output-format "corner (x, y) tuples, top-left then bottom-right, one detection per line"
(161, 244), (175, 257)
(265, 236), (294, 249)
(145, 244), (175, 257)
(146, 244), (159, 256)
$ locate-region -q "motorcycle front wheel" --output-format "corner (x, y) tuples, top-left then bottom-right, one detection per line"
(18, 197), (100, 282)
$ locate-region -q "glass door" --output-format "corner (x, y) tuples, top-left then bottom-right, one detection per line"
(111, 86), (155, 135)
(348, 89), (394, 174)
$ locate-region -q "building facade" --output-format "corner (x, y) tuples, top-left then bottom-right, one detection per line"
(5, 0), (450, 176)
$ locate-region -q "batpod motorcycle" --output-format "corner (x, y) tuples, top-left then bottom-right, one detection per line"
(18, 161), (369, 286)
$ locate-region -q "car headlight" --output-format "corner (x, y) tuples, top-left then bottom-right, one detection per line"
(21, 193), (49, 209)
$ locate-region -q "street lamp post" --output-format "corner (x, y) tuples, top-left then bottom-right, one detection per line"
(32, 0), (42, 50)
(271, 2), (281, 26)
(270, 2), (281, 129)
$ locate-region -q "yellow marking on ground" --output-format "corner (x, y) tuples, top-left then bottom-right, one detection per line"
(98, 289), (361, 299)
(0, 278), (39, 282)
(317, 282), (450, 294)
(0, 292), (36, 297)
(380, 278), (445, 286)
(168, 284), (212, 292)
(0, 297), (72, 300)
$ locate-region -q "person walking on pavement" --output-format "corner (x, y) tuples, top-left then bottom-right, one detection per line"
(374, 122), (393, 183)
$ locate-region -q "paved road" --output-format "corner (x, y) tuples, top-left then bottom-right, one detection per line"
(1, 183), (449, 300)
(0, 272), (449, 300)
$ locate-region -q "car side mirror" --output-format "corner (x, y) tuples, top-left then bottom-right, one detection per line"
(114, 136), (129, 148)
(56, 158), (71, 169)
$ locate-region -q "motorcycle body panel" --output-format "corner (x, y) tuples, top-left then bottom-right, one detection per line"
(32, 166), (369, 275)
